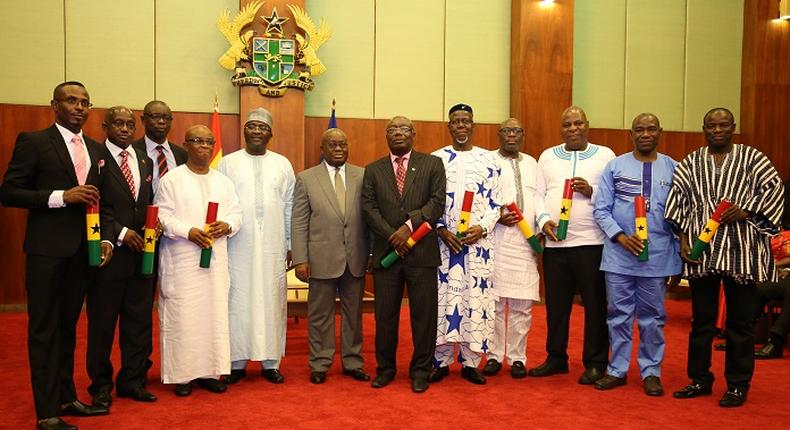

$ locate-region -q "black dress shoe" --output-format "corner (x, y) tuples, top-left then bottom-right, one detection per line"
(578, 367), (605, 385)
(224, 369), (247, 384)
(510, 361), (527, 379)
(719, 388), (747, 407)
(528, 360), (569, 377)
(37, 417), (77, 430)
(91, 390), (112, 408)
(429, 366), (450, 383)
(594, 374), (627, 390)
(482, 359), (502, 376)
(310, 371), (327, 384)
(412, 376), (429, 393)
(673, 382), (712, 399)
(262, 368), (285, 384)
(754, 342), (783, 359)
(371, 373), (394, 388)
(173, 383), (192, 397)
(342, 368), (371, 381)
(461, 366), (486, 385)
(643, 376), (664, 396)
(196, 378), (227, 393)
(60, 400), (109, 417)
(714, 341), (726, 351)
(117, 386), (157, 402)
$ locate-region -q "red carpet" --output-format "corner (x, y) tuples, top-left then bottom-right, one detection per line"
(1, 299), (788, 429)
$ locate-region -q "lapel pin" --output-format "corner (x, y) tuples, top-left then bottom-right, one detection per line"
(411, 167), (416, 171)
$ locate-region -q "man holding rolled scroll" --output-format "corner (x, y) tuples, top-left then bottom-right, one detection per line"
(87, 106), (157, 408)
(154, 125), (242, 397)
(361, 116), (445, 393)
(665, 108), (783, 407)
(530, 106), (615, 384)
(483, 118), (541, 379)
(592, 113), (680, 396)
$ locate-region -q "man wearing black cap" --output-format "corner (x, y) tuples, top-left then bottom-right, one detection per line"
(430, 104), (502, 385)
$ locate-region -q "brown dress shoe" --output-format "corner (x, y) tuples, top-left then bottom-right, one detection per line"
(643, 376), (664, 396)
(593, 374), (626, 390)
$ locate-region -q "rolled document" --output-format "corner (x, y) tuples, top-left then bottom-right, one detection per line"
(86, 203), (101, 266)
(635, 196), (648, 262)
(505, 202), (543, 254)
(141, 205), (159, 275)
(556, 179), (573, 240)
(380, 222), (433, 268)
(199, 202), (219, 268)
(689, 199), (733, 260)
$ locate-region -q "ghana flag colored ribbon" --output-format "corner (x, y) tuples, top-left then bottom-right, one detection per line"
(141, 205), (159, 276)
(690, 199), (734, 260)
(456, 190), (474, 239)
(505, 202), (543, 254)
(380, 222), (433, 268)
(86, 203), (102, 266)
(200, 202), (219, 268)
(634, 196), (649, 262)
(556, 178), (574, 240)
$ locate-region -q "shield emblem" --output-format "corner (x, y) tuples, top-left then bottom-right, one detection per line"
(252, 37), (296, 84)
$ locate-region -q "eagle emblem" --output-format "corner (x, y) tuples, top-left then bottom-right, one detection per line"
(216, 2), (331, 97)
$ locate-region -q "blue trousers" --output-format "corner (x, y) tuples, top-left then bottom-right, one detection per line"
(604, 272), (666, 379)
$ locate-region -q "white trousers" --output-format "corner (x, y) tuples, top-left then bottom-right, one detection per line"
(488, 297), (533, 365)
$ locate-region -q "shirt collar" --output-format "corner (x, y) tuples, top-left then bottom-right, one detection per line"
(144, 135), (170, 152)
(324, 161), (345, 174)
(105, 139), (136, 161)
(390, 150), (412, 163)
(55, 122), (83, 145)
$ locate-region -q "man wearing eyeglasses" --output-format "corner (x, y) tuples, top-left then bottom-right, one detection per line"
(1, 81), (112, 430)
(217, 107), (295, 386)
(483, 118), (541, 380)
(154, 124), (242, 397)
(133, 100), (187, 196)
(430, 104), (502, 386)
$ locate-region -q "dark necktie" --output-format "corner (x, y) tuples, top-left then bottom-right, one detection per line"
(120, 150), (137, 199)
(395, 157), (406, 196)
(156, 144), (168, 178)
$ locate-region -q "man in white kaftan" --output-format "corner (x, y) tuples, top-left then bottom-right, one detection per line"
(484, 119), (541, 379)
(155, 125), (242, 395)
(431, 104), (502, 385)
(218, 108), (295, 384)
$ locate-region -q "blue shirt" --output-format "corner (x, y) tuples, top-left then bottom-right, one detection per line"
(594, 152), (681, 277)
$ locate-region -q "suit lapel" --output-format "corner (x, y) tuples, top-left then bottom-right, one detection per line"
(85, 138), (105, 186)
(47, 126), (79, 186)
(400, 153), (420, 200)
(133, 146), (150, 203)
(345, 166), (359, 215)
(379, 157), (400, 199)
(105, 149), (135, 201)
(316, 166), (344, 221)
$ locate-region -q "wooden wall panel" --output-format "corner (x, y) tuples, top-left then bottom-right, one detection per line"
(741, 0), (790, 179)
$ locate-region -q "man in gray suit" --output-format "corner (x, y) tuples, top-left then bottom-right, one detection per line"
(361, 116), (446, 393)
(292, 128), (371, 384)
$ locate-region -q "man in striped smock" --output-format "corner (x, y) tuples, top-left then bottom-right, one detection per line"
(665, 107), (784, 407)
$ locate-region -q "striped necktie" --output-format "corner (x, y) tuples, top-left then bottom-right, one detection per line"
(120, 150), (137, 200)
(395, 156), (406, 196)
(156, 144), (168, 178)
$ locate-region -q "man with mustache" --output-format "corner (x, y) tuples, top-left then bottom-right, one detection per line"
(218, 108), (295, 385)
(666, 108), (783, 407)
(87, 107), (157, 408)
(530, 106), (615, 385)
(0, 81), (112, 430)
(155, 125), (242, 397)
(592, 113), (681, 396)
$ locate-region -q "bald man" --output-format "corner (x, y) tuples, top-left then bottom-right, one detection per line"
(154, 125), (242, 397)
(291, 128), (370, 384)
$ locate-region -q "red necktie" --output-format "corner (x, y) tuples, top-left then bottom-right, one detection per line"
(395, 156), (406, 196)
(156, 144), (168, 177)
(120, 150), (137, 200)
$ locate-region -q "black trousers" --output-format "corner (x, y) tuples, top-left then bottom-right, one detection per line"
(25, 249), (91, 419)
(86, 274), (154, 395)
(688, 274), (756, 391)
(373, 262), (438, 380)
(542, 245), (608, 370)
(754, 277), (790, 340)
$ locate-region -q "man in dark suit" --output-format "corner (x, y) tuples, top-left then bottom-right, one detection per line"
(0, 81), (112, 430)
(361, 116), (445, 393)
(292, 128), (370, 384)
(132, 100), (187, 196)
(86, 106), (157, 410)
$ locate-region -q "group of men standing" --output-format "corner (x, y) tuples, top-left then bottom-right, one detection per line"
(1, 81), (784, 430)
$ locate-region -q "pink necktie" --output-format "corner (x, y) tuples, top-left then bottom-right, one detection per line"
(120, 150), (137, 200)
(71, 135), (88, 185)
(395, 157), (406, 196)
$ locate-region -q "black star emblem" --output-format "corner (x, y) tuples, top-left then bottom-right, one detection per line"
(460, 219), (467, 225)
(704, 227), (711, 234)
(638, 225), (645, 231)
(560, 206), (568, 214)
(262, 7), (289, 36)
(91, 224), (100, 234)
(146, 236), (154, 244)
